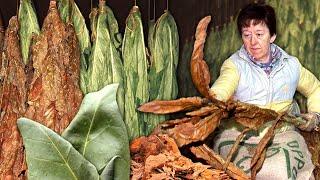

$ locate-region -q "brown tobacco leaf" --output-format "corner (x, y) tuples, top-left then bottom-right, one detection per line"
(186, 105), (219, 117)
(0, 13), (4, 64)
(130, 135), (230, 180)
(154, 109), (227, 147)
(152, 116), (201, 135)
(25, 0), (83, 134)
(138, 97), (209, 114)
(224, 128), (251, 170)
(190, 16), (211, 100)
(250, 113), (284, 170)
(0, 16), (28, 179)
(228, 100), (278, 130)
(251, 148), (266, 180)
(191, 144), (250, 180)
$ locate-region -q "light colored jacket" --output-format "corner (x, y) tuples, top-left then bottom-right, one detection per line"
(210, 44), (320, 113)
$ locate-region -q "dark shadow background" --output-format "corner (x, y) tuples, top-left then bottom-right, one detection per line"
(0, 0), (259, 43)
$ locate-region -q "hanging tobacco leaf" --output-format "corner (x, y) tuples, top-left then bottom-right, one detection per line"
(105, 5), (122, 50)
(18, 0), (40, 65)
(62, 84), (130, 179)
(148, 10), (179, 134)
(17, 118), (99, 180)
(0, 16), (29, 180)
(0, 11), (4, 64)
(87, 0), (124, 116)
(0, 11), (4, 93)
(25, 0), (83, 134)
(57, 0), (91, 95)
(122, 6), (149, 140)
(89, 8), (98, 42)
(57, 0), (71, 23)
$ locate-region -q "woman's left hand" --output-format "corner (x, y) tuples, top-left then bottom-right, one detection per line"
(298, 112), (320, 131)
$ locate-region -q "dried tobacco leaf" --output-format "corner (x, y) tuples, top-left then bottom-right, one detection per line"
(130, 135), (230, 180)
(224, 128), (251, 170)
(0, 11), (4, 63)
(138, 97), (209, 114)
(152, 109), (226, 147)
(25, 0), (83, 134)
(0, 16), (28, 179)
(190, 16), (212, 100)
(0, 11), (4, 92)
(186, 105), (219, 117)
(250, 114), (283, 169)
(190, 145), (249, 180)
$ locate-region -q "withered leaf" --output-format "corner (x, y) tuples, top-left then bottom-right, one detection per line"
(190, 16), (211, 99)
(25, 1), (83, 134)
(190, 145), (250, 180)
(250, 114), (283, 169)
(138, 97), (209, 114)
(0, 16), (28, 179)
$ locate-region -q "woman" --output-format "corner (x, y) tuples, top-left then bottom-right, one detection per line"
(209, 3), (320, 180)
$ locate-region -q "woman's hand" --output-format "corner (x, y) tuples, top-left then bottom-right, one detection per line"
(298, 112), (320, 131)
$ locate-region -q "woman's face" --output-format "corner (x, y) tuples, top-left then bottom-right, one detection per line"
(241, 21), (276, 63)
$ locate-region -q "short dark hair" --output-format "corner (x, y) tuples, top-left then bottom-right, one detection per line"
(237, 3), (276, 36)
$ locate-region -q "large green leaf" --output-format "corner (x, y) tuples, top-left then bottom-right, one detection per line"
(147, 11), (179, 134)
(62, 83), (130, 180)
(18, 0), (40, 65)
(100, 156), (119, 180)
(122, 6), (149, 140)
(87, 1), (124, 116)
(17, 118), (99, 180)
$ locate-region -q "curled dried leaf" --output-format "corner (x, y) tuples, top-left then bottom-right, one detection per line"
(190, 16), (211, 99)
(251, 148), (266, 179)
(250, 113), (284, 169)
(223, 128), (251, 170)
(186, 105), (219, 117)
(138, 97), (209, 114)
(156, 110), (226, 147)
(190, 145), (250, 180)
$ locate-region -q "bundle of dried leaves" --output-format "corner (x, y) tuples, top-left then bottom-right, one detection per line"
(130, 134), (231, 179)
(25, 0), (83, 134)
(0, 16), (28, 180)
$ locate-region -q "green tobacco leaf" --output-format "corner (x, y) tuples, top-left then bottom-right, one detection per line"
(147, 11), (179, 134)
(122, 6), (149, 140)
(57, 0), (71, 23)
(18, 0), (40, 65)
(62, 83), (130, 180)
(17, 118), (99, 180)
(87, 1), (124, 116)
(100, 156), (119, 180)
(71, 1), (91, 95)
(105, 5), (122, 49)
